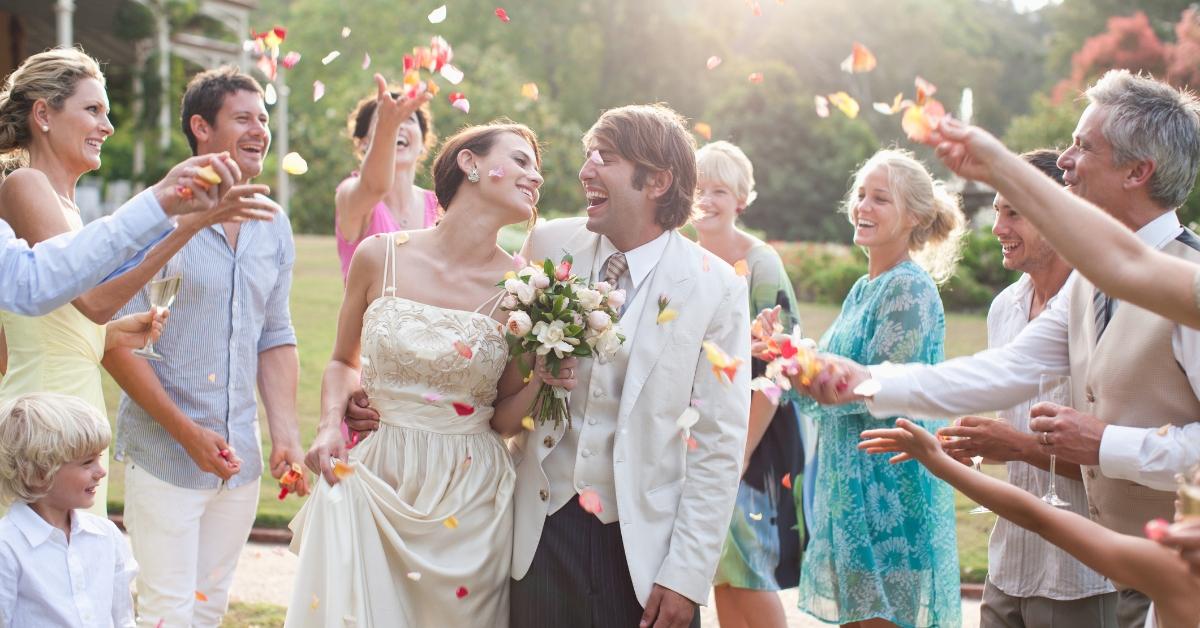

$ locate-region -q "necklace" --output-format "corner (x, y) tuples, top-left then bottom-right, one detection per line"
(56, 192), (80, 214)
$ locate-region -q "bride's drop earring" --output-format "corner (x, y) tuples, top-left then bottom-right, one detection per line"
(41, 125), (49, 133)
(467, 167), (480, 183)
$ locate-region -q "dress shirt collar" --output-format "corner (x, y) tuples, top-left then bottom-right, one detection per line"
(597, 230), (671, 290)
(7, 502), (102, 548)
(1135, 210), (1184, 249)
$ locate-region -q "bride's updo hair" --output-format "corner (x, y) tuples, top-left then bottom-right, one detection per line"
(0, 47), (105, 172)
(842, 149), (966, 284)
(432, 120), (541, 211)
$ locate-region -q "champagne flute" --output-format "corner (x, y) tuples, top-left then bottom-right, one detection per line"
(1038, 374), (1072, 508)
(1179, 464), (1200, 521)
(133, 274), (182, 361)
(968, 452), (991, 515)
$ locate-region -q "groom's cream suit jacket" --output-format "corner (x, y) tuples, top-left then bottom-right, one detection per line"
(511, 217), (751, 607)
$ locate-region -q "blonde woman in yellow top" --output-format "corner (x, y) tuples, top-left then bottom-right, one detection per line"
(0, 49), (255, 515)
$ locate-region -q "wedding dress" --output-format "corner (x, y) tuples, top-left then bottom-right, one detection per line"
(286, 232), (514, 627)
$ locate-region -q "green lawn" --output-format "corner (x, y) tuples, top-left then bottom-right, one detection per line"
(102, 234), (999, 581)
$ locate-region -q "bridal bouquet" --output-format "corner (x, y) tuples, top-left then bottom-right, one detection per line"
(498, 254), (626, 428)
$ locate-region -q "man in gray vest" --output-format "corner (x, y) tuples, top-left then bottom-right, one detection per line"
(797, 69), (1200, 628)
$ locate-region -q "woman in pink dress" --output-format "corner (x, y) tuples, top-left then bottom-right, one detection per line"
(335, 74), (440, 278)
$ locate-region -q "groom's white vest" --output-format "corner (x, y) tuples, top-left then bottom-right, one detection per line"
(511, 217), (750, 607)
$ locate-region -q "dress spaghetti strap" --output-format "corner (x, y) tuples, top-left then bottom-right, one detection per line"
(472, 290), (507, 317)
(380, 232), (402, 299)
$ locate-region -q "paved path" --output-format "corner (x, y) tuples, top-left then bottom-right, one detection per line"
(227, 540), (982, 627)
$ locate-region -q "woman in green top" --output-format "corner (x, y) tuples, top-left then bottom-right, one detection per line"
(694, 140), (809, 628)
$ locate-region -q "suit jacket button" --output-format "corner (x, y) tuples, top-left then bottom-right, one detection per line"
(538, 489), (548, 501)
(543, 435), (555, 448)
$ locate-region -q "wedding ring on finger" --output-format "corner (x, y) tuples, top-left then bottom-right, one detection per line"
(1040, 432), (1050, 446)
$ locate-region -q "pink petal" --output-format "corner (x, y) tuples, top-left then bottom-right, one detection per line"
(452, 98), (470, 113)
(706, 56), (722, 70)
(313, 80), (325, 102)
(489, 166), (505, 179)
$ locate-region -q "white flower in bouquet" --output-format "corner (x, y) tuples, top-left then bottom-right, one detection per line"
(607, 289), (627, 310)
(571, 311), (584, 327)
(500, 293), (518, 310)
(593, 281), (612, 294)
(509, 281), (536, 305)
(506, 310), (533, 337)
(587, 310), (612, 331)
(576, 288), (603, 311)
(594, 327), (623, 361)
(531, 271), (550, 290)
(533, 320), (577, 357)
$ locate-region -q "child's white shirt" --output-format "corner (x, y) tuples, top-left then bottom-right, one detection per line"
(0, 502), (136, 627)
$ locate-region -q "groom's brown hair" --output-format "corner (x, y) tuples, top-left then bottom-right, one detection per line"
(583, 104), (698, 231)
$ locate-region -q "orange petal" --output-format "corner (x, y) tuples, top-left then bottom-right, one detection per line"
(332, 461), (354, 479)
(733, 259), (750, 276)
(781, 472), (792, 489)
(521, 416), (535, 431)
(521, 82), (539, 101)
(748, 72), (764, 84)
(444, 515), (459, 529)
(578, 488), (604, 514)
(827, 91), (860, 119)
(840, 42), (877, 73)
(195, 591), (209, 602)
(454, 340), (473, 359)
(915, 76), (937, 106)
(693, 122), (712, 141)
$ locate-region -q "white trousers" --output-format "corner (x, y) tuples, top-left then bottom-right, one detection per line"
(123, 462), (259, 628)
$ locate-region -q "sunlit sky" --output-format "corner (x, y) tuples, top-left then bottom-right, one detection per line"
(1011, 0), (1060, 13)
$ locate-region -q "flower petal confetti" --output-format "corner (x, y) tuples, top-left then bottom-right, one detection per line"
(322, 51), (340, 65)
(693, 122), (712, 141)
(1145, 517), (1169, 541)
(521, 82), (539, 101)
(495, 7), (510, 22)
(440, 64), (464, 84)
(456, 586), (469, 599)
(422, 392), (443, 403)
(452, 97), (470, 113)
(750, 376), (783, 404)
(703, 341), (743, 384)
(444, 516), (460, 529)
(195, 591), (209, 602)
(814, 95), (830, 118)
(281, 51), (301, 69)
(840, 42), (877, 73)
(311, 594), (320, 610)
(748, 512), (763, 521)
(428, 5), (447, 23)
(454, 340), (474, 358)
(521, 416), (536, 431)
(751, 0), (763, 16)
(828, 91), (860, 118)
(313, 80), (326, 102)
(733, 259), (750, 276)
(578, 488), (604, 514)
(207, 373), (217, 383)
(748, 72), (764, 84)
(407, 571), (422, 581)
(706, 56), (722, 70)
(332, 460), (355, 479)
(341, 26), (351, 38)
(914, 76), (937, 103)
(362, 52), (371, 70)
(264, 83), (277, 105)
(452, 402), (475, 416)
(656, 294), (678, 325)
(873, 93), (907, 116)
(282, 152), (309, 175)
(901, 98), (946, 144)
(489, 166), (506, 179)
(676, 407), (700, 434)
(781, 472), (793, 489)
(589, 150), (604, 166)
(1157, 423), (1173, 436)
(686, 436), (699, 451)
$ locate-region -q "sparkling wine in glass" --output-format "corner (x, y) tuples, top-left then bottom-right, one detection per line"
(1179, 465), (1200, 521)
(1039, 374), (1072, 508)
(968, 453), (992, 515)
(132, 275), (182, 361)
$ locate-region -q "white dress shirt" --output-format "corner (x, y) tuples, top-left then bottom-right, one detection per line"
(0, 502), (137, 628)
(868, 211), (1200, 491)
(0, 189), (173, 316)
(596, 230), (671, 339)
(984, 274), (1114, 599)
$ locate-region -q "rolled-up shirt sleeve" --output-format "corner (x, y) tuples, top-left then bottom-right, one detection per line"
(257, 216), (297, 352)
(0, 189), (173, 315)
(1099, 423), (1200, 491)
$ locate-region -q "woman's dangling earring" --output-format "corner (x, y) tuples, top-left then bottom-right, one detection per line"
(41, 125), (49, 133)
(467, 167), (480, 183)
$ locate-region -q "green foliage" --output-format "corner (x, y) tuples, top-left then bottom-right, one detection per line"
(1002, 93), (1084, 152)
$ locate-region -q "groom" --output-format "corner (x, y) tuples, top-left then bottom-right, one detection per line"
(508, 104), (750, 627)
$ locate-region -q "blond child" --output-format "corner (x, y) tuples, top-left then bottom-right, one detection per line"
(859, 418), (1200, 628)
(0, 393), (136, 627)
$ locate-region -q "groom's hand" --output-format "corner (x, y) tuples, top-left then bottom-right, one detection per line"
(343, 388), (380, 434)
(640, 584), (695, 628)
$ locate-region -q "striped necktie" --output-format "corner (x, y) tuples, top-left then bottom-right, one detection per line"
(603, 252), (628, 287)
(1093, 287), (1115, 342)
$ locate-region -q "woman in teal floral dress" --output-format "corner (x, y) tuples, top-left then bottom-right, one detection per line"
(695, 141), (810, 628)
(784, 149), (965, 627)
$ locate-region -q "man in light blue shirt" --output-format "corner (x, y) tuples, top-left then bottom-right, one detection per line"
(105, 67), (304, 628)
(0, 153), (269, 315)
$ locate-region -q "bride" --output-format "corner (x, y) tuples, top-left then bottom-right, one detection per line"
(286, 110), (571, 627)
